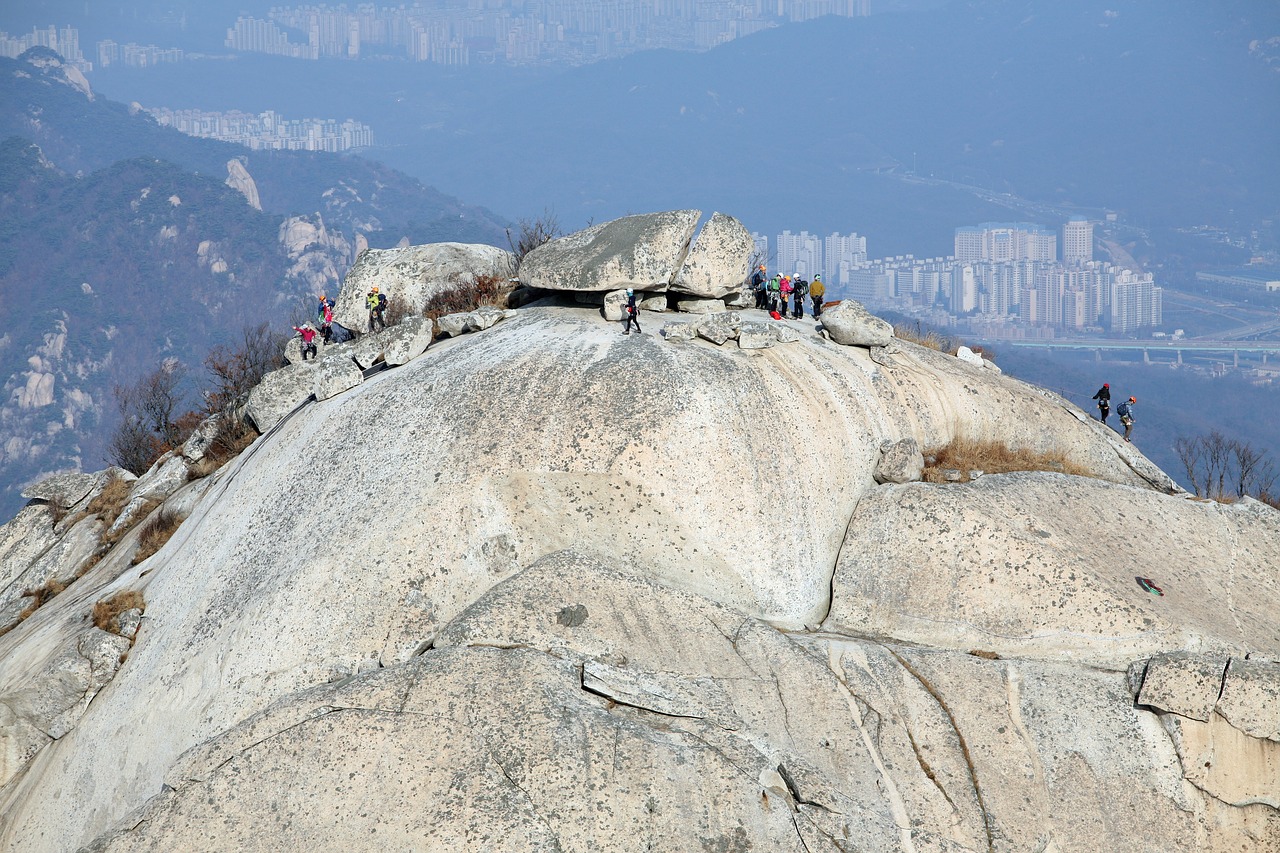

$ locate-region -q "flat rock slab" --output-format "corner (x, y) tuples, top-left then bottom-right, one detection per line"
(21, 472), (101, 507)
(1217, 657), (1280, 741)
(821, 299), (894, 347)
(1137, 652), (1231, 721)
(517, 210), (700, 292)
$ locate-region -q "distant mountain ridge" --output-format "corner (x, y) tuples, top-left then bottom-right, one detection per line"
(0, 47), (512, 518)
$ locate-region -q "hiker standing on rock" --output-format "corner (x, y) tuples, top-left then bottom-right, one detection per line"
(792, 275), (808, 320)
(292, 324), (318, 361)
(766, 275), (781, 315)
(751, 265), (767, 310)
(622, 289), (642, 335)
(366, 286), (387, 332)
(810, 274), (826, 318)
(779, 275), (793, 317)
(1092, 383), (1111, 424)
(317, 294), (336, 343)
(1116, 396), (1136, 442)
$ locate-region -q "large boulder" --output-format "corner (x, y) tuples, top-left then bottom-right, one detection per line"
(821, 299), (895, 347)
(333, 243), (514, 332)
(20, 472), (99, 508)
(517, 210), (701, 293)
(383, 316), (434, 367)
(670, 212), (754, 299)
(245, 362), (315, 432)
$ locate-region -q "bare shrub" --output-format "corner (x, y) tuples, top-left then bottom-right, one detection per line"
(189, 417), (259, 479)
(922, 438), (1088, 483)
(92, 589), (146, 635)
(109, 359), (195, 474)
(204, 322), (287, 420)
(383, 294), (413, 327)
(506, 209), (561, 266)
(1175, 430), (1277, 502)
(893, 321), (964, 355)
(132, 508), (183, 565)
(421, 272), (513, 322)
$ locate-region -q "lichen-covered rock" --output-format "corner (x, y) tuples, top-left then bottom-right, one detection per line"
(245, 362), (314, 432)
(382, 316), (433, 367)
(695, 311), (741, 345)
(1138, 652), (1231, 721)
(873, 437), (924, 484)
(660, 320), (699, 342)
(20, 472), (99, 508)
(517, 210), (700, 292)
(737, 322), (776, 350)
(821, 299), (894, 347)
(1216, 657), (1280, 741)
(670, 212), (754, 299)
(333, 242), (513, 332)
(673, 296), (725, 314)
(311, 355), (363, 402)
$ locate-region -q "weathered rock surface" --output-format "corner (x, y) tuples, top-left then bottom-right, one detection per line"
(670, 212), (753, 298)
(311, 354), (364, 402)
(821, 299), (895, 347)
(382, 315), (433, 366)
(333, 242), (513, 332)
(1218, 658), (1280, 742)
(1, 303), (1277, 853)
(825, 472), (1280, 666)
(874, 437), (924, 484)
(517, 210), (700, 292)
(19, 472), (99, 508)
(245, 362), (314, 433)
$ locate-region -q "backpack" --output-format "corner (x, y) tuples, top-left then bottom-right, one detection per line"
(377, 293), (387, 310)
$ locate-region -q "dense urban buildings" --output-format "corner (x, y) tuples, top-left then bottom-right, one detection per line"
(146, 107), (373, 152)
(755, 219), (1163, 337)
(0, 26), (90, 71)
(226, 1), (870, 66)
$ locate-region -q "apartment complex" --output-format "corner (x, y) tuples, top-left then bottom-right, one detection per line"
(0, 26), (91, 71)
(147, 108), (373, 153)
(226, 1), (870, 66)
(760, 220), (1161, 336)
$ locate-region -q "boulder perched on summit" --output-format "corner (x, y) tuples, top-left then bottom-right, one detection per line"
(820, 299), (895, 347)
(517, 210), (700, 292)
(333, 242), (513, 332)
(670, 211), (754, 298)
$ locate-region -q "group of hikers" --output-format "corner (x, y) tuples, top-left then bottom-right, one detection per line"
(750, 266), (826, 320)
(290, 289), (388, 360)
(1091, 383), (1138, 442)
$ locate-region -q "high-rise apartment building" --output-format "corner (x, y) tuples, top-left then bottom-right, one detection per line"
(824, 232), (866, 284)
(775, 230), (822, 278)
(1063, 216), (1093, 265)
(954, 222), (1057, 263)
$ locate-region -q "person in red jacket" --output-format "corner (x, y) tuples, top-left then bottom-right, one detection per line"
(292, 324), (318, 361)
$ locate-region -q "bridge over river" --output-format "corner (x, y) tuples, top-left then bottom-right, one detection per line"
(980, 338), (1280, 368)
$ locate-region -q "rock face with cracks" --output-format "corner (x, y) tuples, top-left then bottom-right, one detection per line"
(0, 302), (1277, 853)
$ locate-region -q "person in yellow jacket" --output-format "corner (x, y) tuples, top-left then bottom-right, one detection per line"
(366, 286), (387, 332)
(809, 274), (826, 318)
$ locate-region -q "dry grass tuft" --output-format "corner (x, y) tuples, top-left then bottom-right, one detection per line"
(92, 589), (146, 635)
(968, 649), (1002, 660)
(131, 508), (183, 565)
(923, 438), (1089, 483)
(100, 498), (159, 551)
(86, 476), (132, 530)
(189, 417), (257, 479)
(893, 322), (954, 353)
(17, 578), (67, 622)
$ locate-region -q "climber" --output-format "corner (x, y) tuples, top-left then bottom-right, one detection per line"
(320, 303), (335, 344)
(779, 275), (793, 317)
(292, 323), (318, 361)
(792, 275), (808, 320)
(1091, 383), (1111, 423)
(766, 275), (781, 316)
(751, 265), (767, 310)
(366, 286), (387, 332)
(1116, 396), (1136, 442)
(622, 289), (641, 335)
(809, 274), (826, 318)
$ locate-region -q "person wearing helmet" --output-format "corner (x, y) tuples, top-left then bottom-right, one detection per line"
(809, 274), (826, 317)
(751, 264), (767, 309)
(1091, 382), (1111, 424)
(622, 288), (641, 335)
(791, 273), (808, 320)
(366, 285), (387, 332)
(317, 293), (336, 343)
(292, 323), (318, 361)
(1116, 395), (1137, 442)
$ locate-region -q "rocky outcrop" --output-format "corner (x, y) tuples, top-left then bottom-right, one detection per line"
(517, 210), (700, 293)
(334, 242), (514, 333)
(224, 159), (261, 211)
(1, 303), (1277, 853)
(820, 299), (895, 347)
(670, 212), (754, 298)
